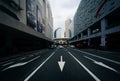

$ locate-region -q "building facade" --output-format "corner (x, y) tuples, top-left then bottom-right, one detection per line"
(69, 21), (74, 38)
(44, 1), (53, 39)
(0, 0), (53, 55)
(70, 0), (120, 49)
(0, 0), (53, 39)
(64, 18), (72, 38)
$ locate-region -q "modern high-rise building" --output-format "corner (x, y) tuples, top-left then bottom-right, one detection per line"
(69, 21), (74, 38)
(70, 0), (120, 49)
(64, 18), (72, 38)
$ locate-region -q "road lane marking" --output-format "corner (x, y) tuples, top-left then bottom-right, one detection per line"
(2, 62), (14, 66)
(35, 53), (40, 55)
(74, 49), (120, 65)
(58, 56), (65, 72)
(26, 56), (40, 63)
(68, 51), (101, 81)
(24, 51), (56, 81)
(29, 55), (34, 57)
(2, 56), (40, 71)
(84, 56), (118, 73)
(0, 57), (21, 65)
(2, 62), (28, 71)
(20, 57), (26, 60)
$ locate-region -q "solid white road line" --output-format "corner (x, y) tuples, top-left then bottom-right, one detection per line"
(84, 56), (118, 73)
(24, 52), (56, 81)
(75, 49), (120, 65)
(68, 51), (101, 81)
(2, 56), (40, 71)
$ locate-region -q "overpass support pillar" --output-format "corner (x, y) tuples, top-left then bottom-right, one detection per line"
(100, 18), (108, 48)
(88, 28), (91, 36)
(88, 39), (91, 47)
(87, 28), (91, 47)
(81, 33), (83, 38)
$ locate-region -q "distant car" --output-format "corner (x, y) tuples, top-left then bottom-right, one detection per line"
(59, 45), (63, 49)
(70, 45), (75, 48)
(49, 45), (56, 49)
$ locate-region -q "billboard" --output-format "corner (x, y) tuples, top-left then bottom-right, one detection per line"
(26, 0), (37, 28)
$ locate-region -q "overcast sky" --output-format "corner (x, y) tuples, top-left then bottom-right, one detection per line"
(49, 0), (81, 38)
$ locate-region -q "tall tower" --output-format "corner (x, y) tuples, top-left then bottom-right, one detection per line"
(65, 18), (72, 38)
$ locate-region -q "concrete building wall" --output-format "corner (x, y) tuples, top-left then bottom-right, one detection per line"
(0, 0), (53, 55)
(0, 0), (27, 25)
(39, 0), (53, 39)
(44, 1), (53, 39)
(0, 0), (53, 39)
(74, 0), (120, 35)
(70, 0), (120, 49)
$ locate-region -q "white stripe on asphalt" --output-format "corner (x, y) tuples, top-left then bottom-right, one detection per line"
(27, 56), (40, 63)
(2, 62), (14, 66)
(20, 57), (26, 60)
(24, 51), (56, 81)
(84, 56), (118, 73)
(29, 55), (34, 57)
(2, 56), (40, 71)
(0, 57), (21, 65)
(75, 49), (120, 65)
(68, 51), (101, 81)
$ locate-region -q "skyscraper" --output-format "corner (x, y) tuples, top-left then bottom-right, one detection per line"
(64, 18), (72, 38)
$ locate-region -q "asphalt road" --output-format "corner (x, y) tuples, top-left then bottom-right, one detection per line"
(0, 47), (120, 81)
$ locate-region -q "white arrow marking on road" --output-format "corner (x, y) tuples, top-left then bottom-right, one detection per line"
(68, 52), (101, 81)
(2, 56), (40, 71)
(84, 56), (118, 73)
(58, 56), (65, 72)
(75, 49), (120, 65)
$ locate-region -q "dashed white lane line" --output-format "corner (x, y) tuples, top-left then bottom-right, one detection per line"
(29, 55), (34, 57)
(84, 56), (118, 73)
(75, 49), (120, 65)
(0, 57), (21, 65)
(24, 51), (56, 81)
(2, 62), (14, 66)
(68, 51), (101, 81)
(20, 57), (26, 60)
(2, 56), (40, 71)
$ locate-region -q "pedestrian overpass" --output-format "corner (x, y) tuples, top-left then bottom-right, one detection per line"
(54, 38), (69, 45)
